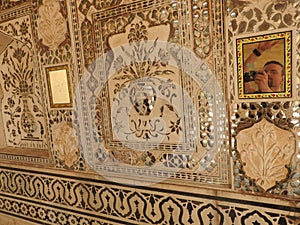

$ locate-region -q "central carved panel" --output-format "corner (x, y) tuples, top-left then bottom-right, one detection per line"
(74, 0), (228, 185)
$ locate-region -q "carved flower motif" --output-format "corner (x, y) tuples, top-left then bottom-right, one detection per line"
(7, 97), (15, 108)
(47, 211), (56, 223)
(237, 119), (295, 191)
(68, 215), (78, 225)
(112, 40), (174, 94)
(128, 21), (148, 44)
(111, 150), (138, 165)
(53, 122), (79, 168)
(28, 205), (36, 217)
(37, 0), (67, 49)
(57, 213), (67, 225)
(20, 204), (28, 215)
(169, 119), (182, 134)
(19, 20), (29, 36)
(37, 208), (46, 220)
(13, 47), (26, 63)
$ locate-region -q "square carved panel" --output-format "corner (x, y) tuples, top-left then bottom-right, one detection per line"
(75, 0), (230, 186)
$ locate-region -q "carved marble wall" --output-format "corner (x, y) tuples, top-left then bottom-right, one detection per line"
(0, 4), (48, 149)
(0, 0), (299, 224)
(227, 0), (300, 196)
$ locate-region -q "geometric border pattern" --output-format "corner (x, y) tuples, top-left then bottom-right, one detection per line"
(0, 166), (299, 225)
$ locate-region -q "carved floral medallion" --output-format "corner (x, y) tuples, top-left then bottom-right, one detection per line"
(37, 0), (67, 50)
(236, 119), (296, 191)
(52, 122), (79, 168)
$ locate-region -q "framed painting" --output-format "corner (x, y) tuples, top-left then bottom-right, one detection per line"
(234, 29), (295, 101)
(45, 64), (73, 108)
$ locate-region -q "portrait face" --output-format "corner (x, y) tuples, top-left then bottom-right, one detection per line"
(263, 63), (284, 91)
(234, 29), (294, 101)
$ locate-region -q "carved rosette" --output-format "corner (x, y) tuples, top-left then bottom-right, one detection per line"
(236, 119), (295, 191)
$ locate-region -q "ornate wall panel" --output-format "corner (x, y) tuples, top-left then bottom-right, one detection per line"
(227, 0), (300, 196)
(30, 0), (84, 169)
(73, 0), (230, 186)
(0, 0), (28, 11)
(0, 2), (50, 163)
(0, 0), (299, 224)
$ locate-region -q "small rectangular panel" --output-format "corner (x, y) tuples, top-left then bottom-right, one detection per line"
(45, 64), (72, 108)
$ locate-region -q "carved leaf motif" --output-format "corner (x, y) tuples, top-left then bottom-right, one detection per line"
(237, 119), (295, 191)
(53, 123), (79, 168)
(37, 0), (67, 49)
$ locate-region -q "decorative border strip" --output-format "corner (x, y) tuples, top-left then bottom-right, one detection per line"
(0, 154), (49, 164)
(0, 166), (298, 225)
(93, 0), (167, 20)
(0, 3), (32, 22)
(0, 194), (115, 225)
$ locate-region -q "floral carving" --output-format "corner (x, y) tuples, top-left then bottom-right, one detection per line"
(53, 122), (79, 168)
(128, 21), (148, 43)
(236, 119), (295, 191)
(111, 150), (138, 165)
(37, 0), (67, 50)
(229, 0), (299, 33)
(228, 0), (300, 196)
(112, 37), (174, 94)
(228, 0), (292, 10)
(1, 39), (45, 146)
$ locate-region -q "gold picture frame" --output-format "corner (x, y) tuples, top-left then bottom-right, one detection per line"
(234, 29), (295, 101)
(45, 64), (73, 108)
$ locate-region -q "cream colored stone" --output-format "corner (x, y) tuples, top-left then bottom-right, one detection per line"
(37, 0), (67, 49)
(237, 119), (296, 191)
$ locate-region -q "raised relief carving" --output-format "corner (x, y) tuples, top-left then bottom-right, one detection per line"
(236, 119), (295, 191)
(76, 0), (229, 185)
(37, 0), (67, 50)
(228, 0), (289, 9)
(52, 122), (79, 168)
(109, 21), (181, 143)
(108, 18), (171, 49)
(228, 0), (300, 195)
